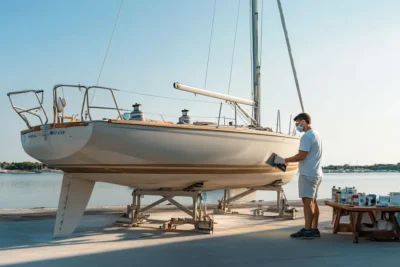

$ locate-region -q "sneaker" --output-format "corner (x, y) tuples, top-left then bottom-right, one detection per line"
(312, 229), (321, 237)
(290, 228), (306, 238)
(300, 229), (315, 239)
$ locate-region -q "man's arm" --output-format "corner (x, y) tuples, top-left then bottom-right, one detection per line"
(274, 134), (311, 165)
(273, 150), (308, 165)
(284, 150), (308, 163)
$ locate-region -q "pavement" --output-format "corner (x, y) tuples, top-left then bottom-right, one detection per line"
(0, 201), (399, 267)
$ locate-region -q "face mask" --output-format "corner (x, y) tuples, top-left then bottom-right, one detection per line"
(296, 121), (304, 132)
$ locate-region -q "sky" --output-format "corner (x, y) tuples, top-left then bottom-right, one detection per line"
(1, 0), (400, 166)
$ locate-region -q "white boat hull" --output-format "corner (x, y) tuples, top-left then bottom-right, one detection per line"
(21, 120), (300, 238)
(22, 121), (300, 190)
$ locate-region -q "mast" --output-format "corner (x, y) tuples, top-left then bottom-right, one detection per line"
(251, 0), (261, 125)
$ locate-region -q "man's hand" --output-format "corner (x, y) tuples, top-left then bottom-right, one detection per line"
(274, 155), (285, 165)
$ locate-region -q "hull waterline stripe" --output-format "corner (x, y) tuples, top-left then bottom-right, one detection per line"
(55, 166), (298, 174)
(52, 163), (298, 168)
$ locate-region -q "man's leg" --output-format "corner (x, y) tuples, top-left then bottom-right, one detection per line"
(312, 200), (319, 229)
(311, 177), (322, 237)
(290, 175), (315, 238)
(312, 177), (322, 230)
(302, 197), (314, 229)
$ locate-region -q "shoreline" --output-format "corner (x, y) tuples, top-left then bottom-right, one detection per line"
(0, 170), (63, 174)
(0, 170), (37, 174)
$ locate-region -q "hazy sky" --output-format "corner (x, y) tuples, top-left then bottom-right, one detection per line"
(1, 0), (399, 165)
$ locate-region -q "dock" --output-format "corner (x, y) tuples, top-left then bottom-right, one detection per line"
(0, 200), (399, 266)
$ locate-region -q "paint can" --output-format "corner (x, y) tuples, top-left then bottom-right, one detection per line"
(378, 195), (390, 207)
(358, 193), (366, 206)
(367, 194), (377, 206)
(389, 192), (400, 206)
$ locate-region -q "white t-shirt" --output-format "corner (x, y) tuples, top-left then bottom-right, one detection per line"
(298, 129), (323, 178)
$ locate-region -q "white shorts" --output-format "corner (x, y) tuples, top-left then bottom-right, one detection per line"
(299, 175), (322, 199)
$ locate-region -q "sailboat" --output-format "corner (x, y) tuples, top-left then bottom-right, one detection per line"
(7, 0), (301, 237)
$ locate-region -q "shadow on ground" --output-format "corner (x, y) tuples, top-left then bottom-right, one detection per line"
(0, 210), (293, 252)
(1, 202), (399, 267)
(3, 220), (399, 267)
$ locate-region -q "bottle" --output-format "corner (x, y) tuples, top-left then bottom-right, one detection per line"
(341, 188), (347, 204)
(335, 191), (340, 203)
(332, 186), (337, 201)
(347, 187), (353, 204)
(336, 187), (341, 203)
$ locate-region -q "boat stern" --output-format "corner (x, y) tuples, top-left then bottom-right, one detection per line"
(21, 122), (93, 163)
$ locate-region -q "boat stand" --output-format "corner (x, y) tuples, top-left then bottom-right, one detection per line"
(122, 185), (214, 233)
(214, 181), (297, 219)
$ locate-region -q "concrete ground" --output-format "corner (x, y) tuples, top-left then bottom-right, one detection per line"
(0, 201), (399, 267)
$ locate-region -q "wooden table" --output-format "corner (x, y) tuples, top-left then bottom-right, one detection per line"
(325, 201), (400, 243)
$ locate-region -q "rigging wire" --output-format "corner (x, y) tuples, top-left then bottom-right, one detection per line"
(260, 0), (264, 65)
(227, 0), (241, 95)
(204, 0), (217, 89)
(276, 0), (305, 112)
(249, 0), (254, 100)
(91, 0), (124, 106)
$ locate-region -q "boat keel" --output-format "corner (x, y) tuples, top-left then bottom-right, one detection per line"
(53, 174), (95, 238)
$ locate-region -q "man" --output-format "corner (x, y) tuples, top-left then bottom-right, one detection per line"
(274, 113), (323, 239)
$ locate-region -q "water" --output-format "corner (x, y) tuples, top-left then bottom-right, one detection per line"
(0, 172), (399, 209)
